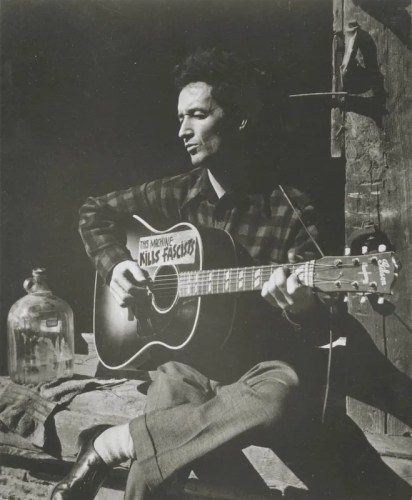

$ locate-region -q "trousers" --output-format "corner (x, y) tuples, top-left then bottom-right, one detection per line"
(124, 357), (320, 499)
(123, 339), (412, 499)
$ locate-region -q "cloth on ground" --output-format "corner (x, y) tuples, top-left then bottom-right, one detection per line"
(0, 376), (126, 448)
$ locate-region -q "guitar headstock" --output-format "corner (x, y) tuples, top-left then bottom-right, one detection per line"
(311, 252), (400, 298)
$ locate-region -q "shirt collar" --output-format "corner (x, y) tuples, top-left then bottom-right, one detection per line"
(182, 167), (216, 208)
(182, 166), (269, 211)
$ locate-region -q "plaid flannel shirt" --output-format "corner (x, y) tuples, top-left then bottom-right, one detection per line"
(79, 166), (331, 338)
(79, 166), (321, 283)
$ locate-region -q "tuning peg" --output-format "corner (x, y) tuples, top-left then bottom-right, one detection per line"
(360, 295), (367, 304)
(369, 281), (378, 291)
(345, 247), (351, 256)
(362, 245), (368, 254)
(378, 244), (387, 252)
(343, 294), (349, 303)
(377, 296), (385, 305)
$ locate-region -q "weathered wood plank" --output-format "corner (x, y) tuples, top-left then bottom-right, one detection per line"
(174, 478), (284, 499)
(342, 0), (412, 437)
(379, 8), (412, 434)
(331, 0), (345, 158)
(364, 432), (412, 460)
(380, 457), (412, 488)
(333, 0), (344, 32)
(345, 296), (386, 434)
(0, 462), (285, 500)
(243, 446), (306, 491)
(0, 448), (292, 499)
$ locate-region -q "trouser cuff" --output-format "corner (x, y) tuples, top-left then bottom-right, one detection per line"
(129, 414), (163, 489)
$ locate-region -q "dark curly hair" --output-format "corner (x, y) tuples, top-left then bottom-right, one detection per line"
(174, 48), (279, 126)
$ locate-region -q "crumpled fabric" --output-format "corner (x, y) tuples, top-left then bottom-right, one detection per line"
(0, 376), (126, 448)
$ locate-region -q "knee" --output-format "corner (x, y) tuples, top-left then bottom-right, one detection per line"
(157, 361), (210, 386)
(148, 361), (211, 408)
(151, 361), (192, 394)
(157, 361), (188, 377)
(258, 386), (297, 430)
(243, 361), (300, 430)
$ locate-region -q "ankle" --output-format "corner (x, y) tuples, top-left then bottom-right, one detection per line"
(94, 423), (136, 466)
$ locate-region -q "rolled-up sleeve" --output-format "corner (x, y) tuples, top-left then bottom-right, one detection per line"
(79, 184), (149, 281)
(78, 169), (198, 281)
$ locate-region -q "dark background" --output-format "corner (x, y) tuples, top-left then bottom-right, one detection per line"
(1, 0), (344, 373)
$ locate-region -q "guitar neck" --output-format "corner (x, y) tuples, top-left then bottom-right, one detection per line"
(178, 262), (314, 298)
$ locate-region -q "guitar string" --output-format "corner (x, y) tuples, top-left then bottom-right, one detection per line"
(147, 265), (363, 289)
(141, 261), (380, 296)
(151, 270), (368, 281)
(151, 275), (351, 285)
(149, 280), (374, 297)
(151, 261), (366, 277)
(148, 262), (350, 279)
(148, 262), (350, 283)
(149, 275), (368, 290)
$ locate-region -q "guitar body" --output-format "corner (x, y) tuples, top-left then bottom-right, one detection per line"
(94, 216), (244, 371)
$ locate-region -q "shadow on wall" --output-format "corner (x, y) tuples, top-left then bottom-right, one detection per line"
(353, 0), (411, 50)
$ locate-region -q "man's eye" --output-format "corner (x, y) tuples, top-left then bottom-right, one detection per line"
(193, 113), (207, 119)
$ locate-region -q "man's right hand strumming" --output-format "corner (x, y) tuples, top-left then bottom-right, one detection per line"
(109, 260), (149, 307)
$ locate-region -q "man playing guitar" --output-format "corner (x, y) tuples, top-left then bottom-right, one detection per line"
(51, 49), (410, 499)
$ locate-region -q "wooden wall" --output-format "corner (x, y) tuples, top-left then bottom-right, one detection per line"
(334, 0), (412, 437)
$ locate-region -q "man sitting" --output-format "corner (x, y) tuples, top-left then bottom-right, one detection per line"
(51, 48), (411, 500)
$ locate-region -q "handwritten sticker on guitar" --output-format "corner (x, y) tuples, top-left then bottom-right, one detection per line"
(138, 230), (197, 267)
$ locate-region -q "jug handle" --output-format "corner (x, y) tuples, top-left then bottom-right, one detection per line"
(23, 278), (35, 293)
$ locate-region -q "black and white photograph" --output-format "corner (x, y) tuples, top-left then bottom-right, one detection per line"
(1, 1), (411, 498)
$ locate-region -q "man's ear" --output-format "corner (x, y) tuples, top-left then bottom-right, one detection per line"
(239, 119), (248, 131)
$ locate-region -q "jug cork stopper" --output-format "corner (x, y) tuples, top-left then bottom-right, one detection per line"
(33, 268), (47, 277)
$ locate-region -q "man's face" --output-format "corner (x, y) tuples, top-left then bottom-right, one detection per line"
(177, 82), (236, 167)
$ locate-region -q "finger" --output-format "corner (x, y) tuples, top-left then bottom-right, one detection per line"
(288, 250), (303, 263)
(262, 269), (293, 309)
(300, 251), (319, 262)
(111, 280), (141, 308)
(125, 262), (148, 285)
(113, 261), (147, 287)
(272, 285), (291, 309)
(116, 273), (146, 297)
(109, 280), (129, 307)
(270, 267), (291, 300)
(261, 281), (279, 308)
(286, 274), (301, 296)
(109, 283), (121, 304)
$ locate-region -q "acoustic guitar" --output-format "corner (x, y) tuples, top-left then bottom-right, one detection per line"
(94, 216), (399, 371)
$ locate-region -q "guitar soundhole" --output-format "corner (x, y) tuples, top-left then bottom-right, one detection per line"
(152, 265), (178, 312)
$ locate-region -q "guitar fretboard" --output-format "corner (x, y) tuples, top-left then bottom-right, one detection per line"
(178, 262), (314, 298)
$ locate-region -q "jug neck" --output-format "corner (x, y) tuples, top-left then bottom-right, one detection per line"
(24, 268), (52, 295)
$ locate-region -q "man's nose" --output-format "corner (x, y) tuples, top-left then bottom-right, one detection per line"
(178, 117), (193, 139)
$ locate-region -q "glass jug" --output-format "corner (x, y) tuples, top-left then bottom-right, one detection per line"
(7, 268), (74, 384)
